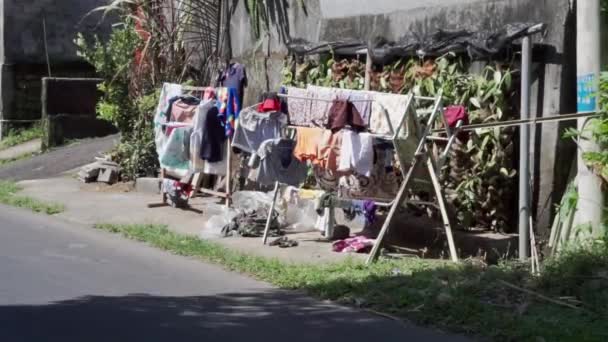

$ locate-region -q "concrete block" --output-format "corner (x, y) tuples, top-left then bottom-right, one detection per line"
(136, 177), (161, 194)
(97, 167), (118, 184)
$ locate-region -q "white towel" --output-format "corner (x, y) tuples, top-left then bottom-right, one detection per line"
(338, 130), (374, 177)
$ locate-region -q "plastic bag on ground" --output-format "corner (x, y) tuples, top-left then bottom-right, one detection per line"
(200, 207), (238, 238)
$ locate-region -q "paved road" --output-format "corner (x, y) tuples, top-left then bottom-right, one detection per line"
(0, 135), (119, 181)
(0, 205), (469, 342)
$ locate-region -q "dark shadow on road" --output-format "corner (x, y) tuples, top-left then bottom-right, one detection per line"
(0, 290), (463, 342)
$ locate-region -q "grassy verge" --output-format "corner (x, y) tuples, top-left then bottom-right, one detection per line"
(0, 125), (43, 150)
(96, 223), (608, 342)
(0, 181), (64, 214)
(0, 152), (36, 167)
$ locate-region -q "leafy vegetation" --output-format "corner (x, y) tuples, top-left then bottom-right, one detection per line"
(283, 55), (516, 232)
(0, 124), (43, 150)
(0, 181), (64, 215)
(96, 223), (608, 341)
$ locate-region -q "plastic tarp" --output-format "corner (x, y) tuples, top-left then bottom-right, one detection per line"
(286, 22), (542, 62)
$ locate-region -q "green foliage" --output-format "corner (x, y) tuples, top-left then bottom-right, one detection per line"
(75, 23), (141, 133)
(109, 91), (160, 180)
(0, 181), (64, 214)
(97, 222), (608, 341)
(0, 124), (43, 150)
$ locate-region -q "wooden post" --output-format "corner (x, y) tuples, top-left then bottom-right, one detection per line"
(225, 138), (232, 208)
(364, 49), (372, 91)
(366, 157), (422, 265)
(427, 158), (458, 262)
(263, 181), (280, 245)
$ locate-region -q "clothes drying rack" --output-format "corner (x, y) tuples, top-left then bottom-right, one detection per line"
(158, 85), (232, 208)
(261, 89), (463, 264)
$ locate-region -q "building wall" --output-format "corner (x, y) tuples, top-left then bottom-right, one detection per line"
(0, 0), (111, 123)
(229, 0), (576, 235)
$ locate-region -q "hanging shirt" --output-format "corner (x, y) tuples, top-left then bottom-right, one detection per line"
(200, 101), (227, 163)
(338, 130), (374, 177)
(232, 107), (287, 154)
(327, 99), (366, 132)
(251, 139), (308, 187)
(293, 127), (324, 163)
(170, 97), (200, 123)
(191, 100), (226, 172)
(216, 87), (241, 138)
(217, 62), (247, 108)
(154, 83), (183, 155)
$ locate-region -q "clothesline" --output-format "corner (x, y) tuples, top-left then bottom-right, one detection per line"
(277, 93), (375, 103)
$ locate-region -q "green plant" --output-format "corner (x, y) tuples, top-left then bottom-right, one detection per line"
(0, 124), (43, 150)
(0, 181), (64, 214)
(97, 222), (608, 341)
(76, 23), (141, 134)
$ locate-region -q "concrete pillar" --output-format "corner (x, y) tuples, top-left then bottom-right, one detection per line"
(575, 0), (604, 237)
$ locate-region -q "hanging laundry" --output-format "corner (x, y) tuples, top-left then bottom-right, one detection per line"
(232, 107), (287, 154)
(216, 87), (241, 137)
(203, 87), (216, 100)
(257, 92), (282, 113)
(217, 62), (247, 108)
(250, 139), (308, 187)
(368, 92), (411, 136)
(444, 105), (470, 142)
(332, 236), (375, 253)
(170, 96), (200, 123)
(293, 127), (324, 163)
(159, 126), (191, 178)
(316, 130), (343, 171)
(307, 85), (335, 127)
(338, 130), (374, 177)
(285, 86), (313, 126)
(334, 89), (372, 125)
(327, 99), (367, 132)
(190, 100), (226, 173)
(154, 83), (183, 155)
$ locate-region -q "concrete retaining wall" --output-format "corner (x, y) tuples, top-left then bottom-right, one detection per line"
(41, 77), (117, 149)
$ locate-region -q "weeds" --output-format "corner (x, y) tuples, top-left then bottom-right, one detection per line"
(0, 181), (64, 215)
(96, 223), (608, 342)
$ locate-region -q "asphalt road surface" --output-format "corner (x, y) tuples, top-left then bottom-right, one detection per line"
(0, 135), (119, 181)
(0, 205), (469, 342)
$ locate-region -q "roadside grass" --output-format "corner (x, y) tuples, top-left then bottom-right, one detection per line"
(0, 181), (64, 214)
(0, 152), (37, 167)
(0, 125), (43, 150)
(96, 223), (608, 342)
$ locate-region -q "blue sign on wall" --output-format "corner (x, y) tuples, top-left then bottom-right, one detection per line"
(577, 73), (597, 112)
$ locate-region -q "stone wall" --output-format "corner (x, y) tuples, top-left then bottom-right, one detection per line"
(229, 0), (577, 235)
(0, 0), (111, 127)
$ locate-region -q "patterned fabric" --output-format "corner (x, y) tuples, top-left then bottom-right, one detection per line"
(154, 83), (183, 155)
(332, 236), (375, 253)
(307, 85), (336, 127)
(159, 126), (191, 177)
(285, 86), (312, 126)
(368, 92), (411, 136)
(216, 87), (241, 137)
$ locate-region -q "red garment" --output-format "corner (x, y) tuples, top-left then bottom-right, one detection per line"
(444, 105), (468, 128)
(258, 98), (281, 113)
(444, 105), (469, 142)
